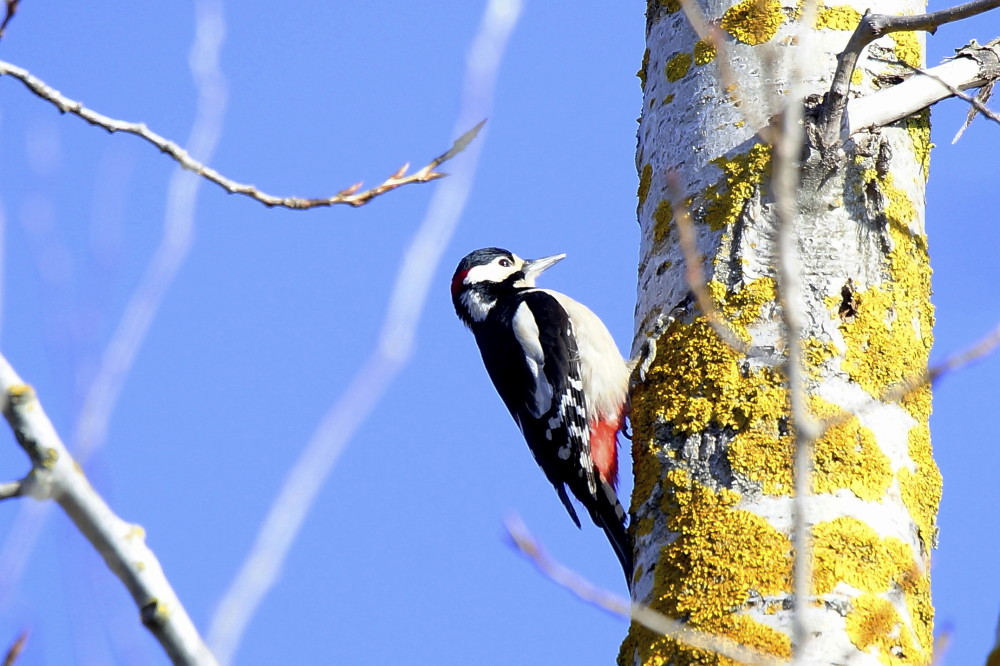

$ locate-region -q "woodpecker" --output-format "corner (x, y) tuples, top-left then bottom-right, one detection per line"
(451, 247), (632, 584)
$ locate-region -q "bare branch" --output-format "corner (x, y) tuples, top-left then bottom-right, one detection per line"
(952, 80), (996, 141)
(0, 354), (217, 666)
(205, 2), (520, 663)
(771, 51), (822, 665)
(0, 59), (482, 210)
(0, 478), (26, 500)
(884, 319), (1000, 405)
(931, 321), (1000, 382)
(2, 631), (27, 666)
(822, 0), (1000, 144)
(504, 515), (786, 666)
(986, 614), (1000, 666)
(0, 0), (231, 604)
(0, 0), (19, 40)
(929, 625), (952, 666)
(892, 50), (1000, 137)
(815, 319), (1000, 441)
(844, 41), (1000, 135)
(665, 174), (750, 355)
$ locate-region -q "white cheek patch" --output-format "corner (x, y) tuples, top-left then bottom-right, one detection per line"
(513, 302), (553, 417)
(465, 261), (510, 284)
(463, 254), (523, 286)
(460, 291), (495, 322)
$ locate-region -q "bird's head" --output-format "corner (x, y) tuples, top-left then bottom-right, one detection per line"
(451, 247), (565, 326)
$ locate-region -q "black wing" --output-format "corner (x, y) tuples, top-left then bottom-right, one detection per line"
(472, 291), (598, 521)
(472, 290), (632, 584)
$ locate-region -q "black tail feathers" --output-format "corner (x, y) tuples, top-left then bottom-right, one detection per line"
(592, 480), (633, 589)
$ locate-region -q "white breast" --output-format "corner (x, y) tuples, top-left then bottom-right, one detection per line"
(536, 289), (629, 422)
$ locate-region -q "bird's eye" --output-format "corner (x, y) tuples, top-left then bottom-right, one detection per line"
(499, 258), (512, 268)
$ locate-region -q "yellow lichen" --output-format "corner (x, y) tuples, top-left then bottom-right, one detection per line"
(39, 447), (59, 469)
(803, 337), (836, 375)
(891, 31), (922, 68)
(704, 143), (773, 230)
(814, 4), (861, 30)
(810, 396), (893, 501)
(906, 109), (932, 181)
(897, 422), (941, 550)
(907, 572), (935, 659)
(846, 595), (925, 665)
(659, 0), (682, 13)
(663, 93), (676, 105)
(721, 0), (784, 45)
(8, 384), (33, 398)
(623, 470), (792, 665)
(653, 199), (674, 246)
(634, 278), (786, 439)
(729, 429), (793, 494)
(636, 517), (655, 537)
(811, 519), (933, 663)
(694, 39), (717, 65)
(666, 52), (693, 82)
(812, 517), (917, 595)
(728, 393), (893, 500)
(638, 163), (653, 209)
(638, 48), (650, 89)
(839, 172), (933, 415)
(631, 438), (664, 517)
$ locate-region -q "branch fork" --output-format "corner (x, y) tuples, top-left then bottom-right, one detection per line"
(0, 356), (218, 666)
(821, 0), (1000, 144)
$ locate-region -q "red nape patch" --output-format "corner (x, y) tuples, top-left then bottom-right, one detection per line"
(451, 269), (470, 297)
(590, 418), (621, 489)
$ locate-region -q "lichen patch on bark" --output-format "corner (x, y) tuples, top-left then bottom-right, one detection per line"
(721, 0), (785, 45)
(813, 4), (862, 29)
(620, 469), (793, 666)
(704, 144), (773, 231)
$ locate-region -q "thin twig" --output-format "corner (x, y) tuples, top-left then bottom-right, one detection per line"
(883, 319), (1000, 406)
(665, 174), (749, 355)
(985, 614), (1000, 666)
(0, 354), (217, 666)
(204, 2), (521, 664)
(844, 45), (999, 135)
(0, 0), (233, 600)
(929, 625), (952, 666)
(895, 58), (1000, 134)
(0, 59), (482, 210)
(952, 80), (996, 142)
(770, 27), (822, 662)
(504, 515), (786, 666)
(2, 631), (27, 666)
(74, 0), (228, 466)
(822, 0), (1000, 145)
(0, 480), (25, 500)
(0, 0), (19, 40)
(816, 319), (1000, 438)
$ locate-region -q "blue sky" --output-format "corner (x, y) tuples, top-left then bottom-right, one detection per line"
(0, 2), (998, 665)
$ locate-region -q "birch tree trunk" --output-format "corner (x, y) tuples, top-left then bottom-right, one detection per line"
(624, 0), (940, 663)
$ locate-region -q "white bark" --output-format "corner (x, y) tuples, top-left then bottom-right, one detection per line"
(846, 40), (1000, 134)
(625, 0), (943, 663)
(0, 354), (218, 666)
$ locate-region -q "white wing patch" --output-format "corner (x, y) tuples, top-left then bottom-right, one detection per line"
(513, 301), (554, 417)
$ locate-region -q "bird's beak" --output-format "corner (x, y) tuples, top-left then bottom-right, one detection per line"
(521, 253), (566, 285)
